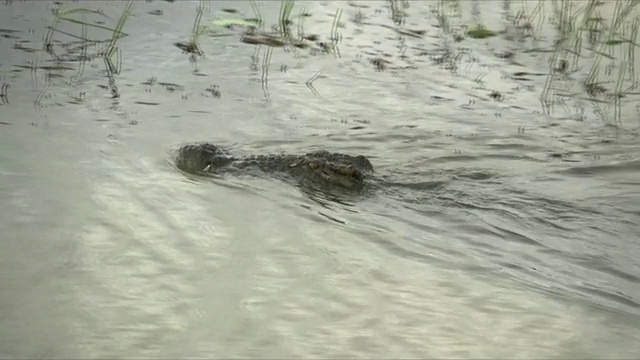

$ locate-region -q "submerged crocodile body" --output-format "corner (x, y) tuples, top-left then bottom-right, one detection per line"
(175, 143), (374, 192)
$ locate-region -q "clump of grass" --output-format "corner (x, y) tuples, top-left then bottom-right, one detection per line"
(210, 0), (316, 49)
(44, 4), (114, 49)
(531, 0), (640, 123)
(466, 24), (497, 39)
(103, 0), (133, 74)
(174, 0), (207, 56)
(581, 1), (638, 98)
(36, 1), (133, 106)
(389, 0), (408, 26)
(210, 0), (262, 34)
(42, 1), (132, 66)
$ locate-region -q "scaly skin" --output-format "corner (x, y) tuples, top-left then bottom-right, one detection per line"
(175, 143), (374, 191)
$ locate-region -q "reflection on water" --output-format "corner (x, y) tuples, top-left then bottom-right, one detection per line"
(1, 0), (639, 358)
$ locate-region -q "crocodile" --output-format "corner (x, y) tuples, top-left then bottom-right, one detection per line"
(174, 142), (374, 192)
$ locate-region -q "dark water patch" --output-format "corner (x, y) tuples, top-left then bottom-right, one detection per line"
(496, 199), (576, 232)
(0, 27), (21, 34)
(424, 155), (477, 163)
(451, 170), (500, 181)
(317, 211), (347, 225)
(300, 190), (361, 214)
(554, 158), (640, 177)
(12, 64), (76, 71)
(1, 33), (21, 40)
(157, 82), (185, 91)
(510, 71), (547, 77)
(546, 152), (584, 162)
(174, 41), (203, 55)
(376, 179), (448, 193)
(134, 101), (160, 106)
(12, 42), (39, 53)
(481, 220), (544, 247)
(571, 284), (640, 310)
(612, 181), (640, 186)
(426, 153), (542, 166)
(580, 259), (640, 284)
(187, 110), (213, 114)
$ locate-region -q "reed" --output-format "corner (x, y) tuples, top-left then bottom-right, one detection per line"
(104, 0), (133, 74)
(528, 0), (640, 122)
(278, 0), (295, 37)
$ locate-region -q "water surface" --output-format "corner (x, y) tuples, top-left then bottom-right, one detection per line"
(1, 0), (639, 358)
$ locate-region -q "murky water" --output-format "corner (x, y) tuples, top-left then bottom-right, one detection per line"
(1, 0), (639, 358)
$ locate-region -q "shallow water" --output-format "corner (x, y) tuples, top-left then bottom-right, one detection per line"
(1, 0), (639, 358)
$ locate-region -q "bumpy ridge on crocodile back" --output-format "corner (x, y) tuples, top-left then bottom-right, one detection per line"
(174, 143), (374, 192)
(305, 150), (374, 173)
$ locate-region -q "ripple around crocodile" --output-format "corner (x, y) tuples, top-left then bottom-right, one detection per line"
(174, 143), (375, 194)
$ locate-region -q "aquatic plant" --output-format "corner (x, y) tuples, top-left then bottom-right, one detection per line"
(209, 0), (311, 49)
(174, 0), (207, 56)
(278, 0), (295, 37)
(44, 4), (115, 50)
(466, 24), (497, 39)
(104, 0), (133, 74)
(539, 0), (640, 123)
(35, 1), (133, 106)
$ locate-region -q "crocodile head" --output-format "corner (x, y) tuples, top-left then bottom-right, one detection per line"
(175, 143), (234, 174)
